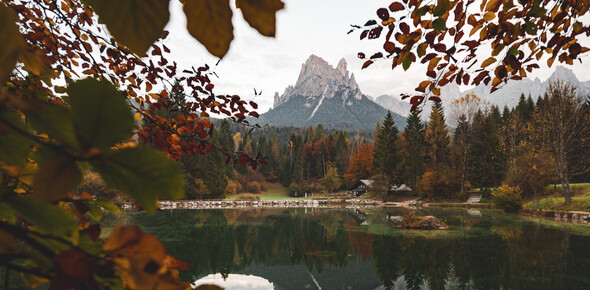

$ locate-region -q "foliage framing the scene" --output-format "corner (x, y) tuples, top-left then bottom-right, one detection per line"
(0, 0), (283, 288)
(356, 0), (590, 110)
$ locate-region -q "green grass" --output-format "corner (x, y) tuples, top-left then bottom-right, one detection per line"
(523, 184), (590, 212)
(225, 183), (298, 200)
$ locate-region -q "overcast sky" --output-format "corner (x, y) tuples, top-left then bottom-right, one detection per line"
(161, 0), (590, 113)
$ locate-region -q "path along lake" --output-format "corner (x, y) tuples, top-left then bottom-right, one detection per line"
(103, 207), (590, 289)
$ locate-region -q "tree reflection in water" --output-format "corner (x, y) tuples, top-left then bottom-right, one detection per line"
(102, 208), (590, 290)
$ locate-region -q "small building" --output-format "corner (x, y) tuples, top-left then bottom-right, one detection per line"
(350, 179), (412, 197)
(350, 179), (373, 197)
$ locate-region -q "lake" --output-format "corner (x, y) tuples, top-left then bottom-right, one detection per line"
(103, 207), (590, 289)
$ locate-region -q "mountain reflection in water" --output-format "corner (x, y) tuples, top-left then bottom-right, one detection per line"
(102, 207), (590, 290)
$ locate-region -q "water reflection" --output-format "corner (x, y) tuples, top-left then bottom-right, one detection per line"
(192, 274), (273, 290)
(103, 207), (590, 289)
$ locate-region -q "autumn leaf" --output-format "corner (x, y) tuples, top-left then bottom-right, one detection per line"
(0, 4), (23, 83)
(84, 0), (170, 56)
(483, 11), (495, 21)
(103, 226), (189, 289)
(33, 155), (81, 202)
(236, 0), (284, 37)
(184, 0), (233, 58)
(481, 57), (496, 68)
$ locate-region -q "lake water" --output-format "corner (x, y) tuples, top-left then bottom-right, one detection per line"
(104, 207), (590, 289)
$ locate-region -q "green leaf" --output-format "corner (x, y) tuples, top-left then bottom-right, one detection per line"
(94, 199), (121, 215)
(87, 199), (121, 221)
(83, 0), (170, 56)
(33, 155), (81, 202)
(93, 147), (184, 213)
(508, 46), (519, 56)
(432, 18), (446, 31)
(67, 78), (134, 150)
(0, 111), (33, 167)
(433, 0), (450, 17)
(0, 5), (23, 83)
(184, 0), (233, 58)
(402, 53), (413, 71)
(9, 196), (77, 238)
(525, 21), (538, 35)
(27, 103), (82, 152)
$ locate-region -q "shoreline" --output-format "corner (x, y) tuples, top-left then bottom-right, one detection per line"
(122, 199), (590, 225)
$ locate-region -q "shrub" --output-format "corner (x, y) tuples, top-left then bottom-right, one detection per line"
(491, 184), (523, 212)
(225, 179), (241, 195)
(73, 171), (124, 204)
(288, 182), (304, 197)
(246, 181), (261, 193)
(416, 166), (462, 199)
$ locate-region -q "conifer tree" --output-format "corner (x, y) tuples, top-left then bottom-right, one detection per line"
(218, 119), (235, 178)
(204, 132), (228, 198)
(402, 111), (425, 192)
(374, 112), (402, 187)
(425, 103), (450, 165)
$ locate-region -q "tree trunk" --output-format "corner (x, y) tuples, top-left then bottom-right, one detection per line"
(461, 146), (467, 193)
(563, 175), (571, 205)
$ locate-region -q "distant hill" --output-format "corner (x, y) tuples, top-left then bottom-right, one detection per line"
(375, 65), (590, 119)
(254, 55), (406, 131)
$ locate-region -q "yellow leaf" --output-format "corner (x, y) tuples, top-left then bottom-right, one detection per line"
(481, 57), (496, 68)
(483, 11), (495, 21)
(236, 0), (284, 37)
(84, 0), (170, 56)
(492, 76), (502, 87)
(0, 5), (23, 83)
(547, 56), (556, 67)
(184, 0), (233, 58)
(134, 112), (143, 121)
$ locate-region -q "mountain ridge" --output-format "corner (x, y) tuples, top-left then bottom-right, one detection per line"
(375, 65), (590, 118)
(257, 55), (406, 131)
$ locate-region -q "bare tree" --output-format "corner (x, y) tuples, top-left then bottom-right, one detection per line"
(449, 94), (488, 193)
(535, 81), (590, 204)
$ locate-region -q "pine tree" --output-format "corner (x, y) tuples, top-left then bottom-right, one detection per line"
(402, 111), (425, 192)
(425, 103), (450, 165)
(204, 133), (228, 198)
(218, 119), (235, 179)
(374, 111), (403, 194)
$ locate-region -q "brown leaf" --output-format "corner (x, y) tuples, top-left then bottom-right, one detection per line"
(33, 156), (81, 202)
(362, 60), (373, 69)
(0, 229), (16, 254)
(389, 2), (404, 12)
(184, 0), (233, 58)
(0, 4), (23, 83)
(236, 0), (284, 37)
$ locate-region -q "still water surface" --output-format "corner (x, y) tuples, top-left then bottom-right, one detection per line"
(105, 207), (590, 289)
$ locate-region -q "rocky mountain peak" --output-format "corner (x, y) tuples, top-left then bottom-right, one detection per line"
(273, 55), (362, 109)
(548, 66), (579, 84)
(337, 58), (347, 75)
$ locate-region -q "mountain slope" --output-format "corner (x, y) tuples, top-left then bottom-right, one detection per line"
(257, 55), (406, 131)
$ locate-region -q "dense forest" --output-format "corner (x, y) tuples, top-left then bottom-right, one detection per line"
(140, 81), (589, 204)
